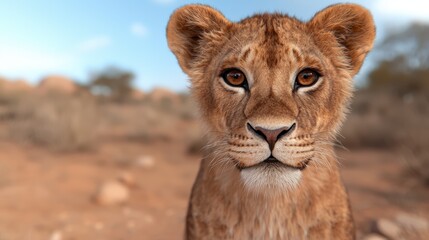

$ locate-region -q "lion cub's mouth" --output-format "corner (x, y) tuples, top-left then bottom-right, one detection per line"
(238, 156), (309, 171)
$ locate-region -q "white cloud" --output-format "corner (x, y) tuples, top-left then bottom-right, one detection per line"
(78, 36), (111, 52)
(152, 0), (177, 5)
(373, 0), (429, 22)
(0, 36), (112, 83)
(0, 46), (74, 74)
(131, 22), (148, 38)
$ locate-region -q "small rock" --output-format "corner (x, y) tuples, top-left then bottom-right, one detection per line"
(118, 172), (136, 187)
(373, 218), (401, 239)
(127, 221), (136, 229)
(50, 231), (62, 240)
(361, 233), (387, 240)
(143, 214), (154, 224)
(94, 180), (130, 206)
(396, 213), (429, 230)
(94, 222), (104, 231)
(136, 155), (155, 169)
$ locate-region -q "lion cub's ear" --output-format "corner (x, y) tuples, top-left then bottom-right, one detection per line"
(166, 5), (230, 74)
(309, 4), (376, 76)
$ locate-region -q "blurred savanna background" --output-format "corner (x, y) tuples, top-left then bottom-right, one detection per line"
(0, 0), (428, 239)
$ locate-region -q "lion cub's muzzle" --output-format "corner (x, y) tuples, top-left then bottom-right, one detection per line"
(237, 121), (310, 170)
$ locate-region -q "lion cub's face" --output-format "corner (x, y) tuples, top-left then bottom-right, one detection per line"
(167, 4), (375, 190)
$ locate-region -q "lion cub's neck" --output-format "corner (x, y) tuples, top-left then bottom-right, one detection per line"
(186, 150), (349, 239)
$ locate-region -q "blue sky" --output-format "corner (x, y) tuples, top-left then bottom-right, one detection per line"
(0, 0), (428, 91)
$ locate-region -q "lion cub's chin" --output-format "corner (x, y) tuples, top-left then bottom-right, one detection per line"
(240, 165), (302, 193)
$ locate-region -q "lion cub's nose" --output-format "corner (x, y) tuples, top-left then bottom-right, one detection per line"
(247, 123), (296, 151)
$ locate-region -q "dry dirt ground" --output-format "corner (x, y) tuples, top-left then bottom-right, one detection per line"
(0, 135), (428, 240)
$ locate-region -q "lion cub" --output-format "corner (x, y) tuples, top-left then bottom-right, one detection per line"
(167, 3), (375, 239)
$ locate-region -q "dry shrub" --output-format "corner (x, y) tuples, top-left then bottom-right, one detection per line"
(343, 90), (429, 148)
(0, 89), (33, 130)
(0, 91), (23, 106)
(98, 101), (175, 143)
(400, 131), (429, 185)
(9, 93), (99, 151)
(96, 93), (198, 146)
(342, 92), (400, 148)
(342, 90), (429, 183)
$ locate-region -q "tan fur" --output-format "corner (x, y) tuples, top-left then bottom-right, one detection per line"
(167, 4), (375, 239)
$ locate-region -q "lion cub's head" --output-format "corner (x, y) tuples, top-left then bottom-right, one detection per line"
(167, 4), (375, 190)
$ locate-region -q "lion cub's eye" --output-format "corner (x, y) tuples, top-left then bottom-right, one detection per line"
(221, 68), (248, 89)
(295, 69), (320, 89)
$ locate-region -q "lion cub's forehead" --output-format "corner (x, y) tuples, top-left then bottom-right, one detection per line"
(220, 14), (323, 73)
(238, 13), (306, 36)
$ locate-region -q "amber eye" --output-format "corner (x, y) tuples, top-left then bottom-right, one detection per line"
(295, 69), (320, 89)
(221, 68), (248, 89)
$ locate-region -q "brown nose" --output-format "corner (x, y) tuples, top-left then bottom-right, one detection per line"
(247, 123), (296, 151)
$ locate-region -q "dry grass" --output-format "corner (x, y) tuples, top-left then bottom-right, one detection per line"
(98, 94), (198, 144)
(0, 87), (198, 152)
(4, 92), (100, 151)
